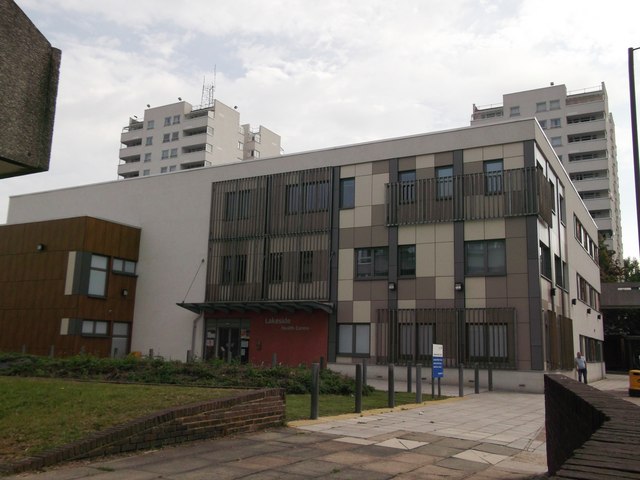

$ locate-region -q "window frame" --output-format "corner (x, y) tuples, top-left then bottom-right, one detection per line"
(81, 320), (109, 337)
(464, 240), (506, 276)
(112, 258), (137, 275)
(398, 170), (416, 204)
(299, 251), (314, 283)
(355, 247), (389, 279)
(87, 254), (109, 297)
(339, 177), (355, 209)
(398, 244), (416, 277)
(337, 323), (370, 356)
(484, 159), (503, 195)
(436, 166), (453, 200)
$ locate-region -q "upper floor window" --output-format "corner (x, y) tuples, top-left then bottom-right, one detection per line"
(398, 245), (416, 277)
(549, 99), (560, 110)
(536, 102), (547, 112)
(164, 116), (171, 126)
(144, 153), (152, 162)
(539, 119), (547, 129)
(172, 115), (180, 124)
(147, 120), (154, 130)
(238, 141), (244, 151)
(299, 251), (314, 283)
(224, 190), (251, 220)
(251, 150), (260, 158)
(163, 133), (170, 143)
(510, 106), (520, 117)
(220, 255), (247, 285)
(88, 255), (108, 296)
(436, 166), (453, 199)
(398, 170), (416, 204)
(112, 258), (136, 275)
(465, 240), (506, 276)
(484, 160), (503, 195)
(540, 242), (552, 279)
(170, 148), (178, 158)
(340, 177), (355, 209)
(145, 136), (153, 146)
(268, 253), (283, 283)
(171, 131), (179, 141)
(355, 247), (389, 279)
(253, 133), (261, 143)
(550, 136), (562, 147)
(550, 118), (561, 128)
(286, 181), (329, 214)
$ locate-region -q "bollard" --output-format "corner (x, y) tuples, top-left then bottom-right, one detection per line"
(407, 364), (412, 393)
(474, 363), (480, 394)
(149, 348), (154, 359)
(272, 353), (277, 367)
(388, 363), (395, 408)
(310, 363), (320, 420)
(362, 358), (368, 387)
(320, 356), (325, 370)
(355, 364), (363, 413)
(458, 363), (464, 397)
(416, 364), (422, 403)
(186, 350), (193, 363)
(488, 363), (493, 391)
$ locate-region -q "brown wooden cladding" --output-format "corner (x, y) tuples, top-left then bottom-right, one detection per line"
(0, 217), (140, 357)
(207, 168), (332, 302)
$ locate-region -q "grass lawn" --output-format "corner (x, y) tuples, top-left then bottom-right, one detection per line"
(286, 391), (443, 422)
(0, 377), (239, 463)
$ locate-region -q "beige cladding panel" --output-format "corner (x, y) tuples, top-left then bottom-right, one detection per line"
(465, 277), (486, 300)
(416, 154), (435, 169)
(355, 162), (372, 176)
(398, 226), (416, 245)
(340, 209), (355, 229)
(434, 242), (454, 276)
(341, 165), (355, 178)
(397, 299), (416, 309)
(371, 173), (388, 205)
(504, 156), (525, 169)
(416, 224), (435, 244)
(353, 301), (371, 323)
(337, 279), (353, 301)
(353, 206), (372, 227)
(435, 224), (454, 242)
(338, 248), (354, 280)
(464, 148), (483, 163)
(435, 276), (454, 299)
(504, 142), (524, 158)
(485, 219), (505, 238)
(483, 145), (503, 160)
(416, 243), (435, 277)
(354, 176), (372, 208)
(465, 221), (484, 241)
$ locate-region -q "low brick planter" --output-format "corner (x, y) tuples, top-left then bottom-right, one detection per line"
(1, 388), (285, 475)
(545, 374), (640, 479)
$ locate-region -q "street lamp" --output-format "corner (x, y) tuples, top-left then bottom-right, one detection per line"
(628, 47), (640, 254)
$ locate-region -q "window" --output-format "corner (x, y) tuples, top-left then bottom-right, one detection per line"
(160, 166), (167, 173)
(143, 169), (150, 176)
(164, 116), (171, 126)
(144, 153), (151, 162)
(161, 150), (169, 159)
(465, 240), (506, 275)
(169, 165), (176, 172)
(268, 253), (283, 283)
(550, 118), (561, 128)
(238, 141), (244, 151)
(220, 255), (247, 285)
(549, 99), (560, 110)
(484, 160), (503, 194)
(436, 166), (453, 199)
(172, 115), (180, 124)
(554, 255), (566, 288)
(145, 136), (153, 146)
(467, 324), (508, 359)
(577, 274), (588, 303)
(147, 120), (154, 130)
(251, 150), (260, 158)
(286, 182), (330, 214)
(299, 251), (313, 283)
(171, 131), (179, 141)
(170, 148), (178, 158)
(549, 180), (556, 213)
(112, 258), (136, 275)
(224, 190), (251, 220)
(355, 247), (389, 279)
(559, 193), (566, 223)
(540, 242), (552, 279)
(207, 126), (214, 136)
(510, 106), (520, 117)
(399, 170), (416, 204)
(340, 178), (355, 209)
(550, 136), (562, 147)
(398, 245), (416, 276)
(81, 320), (109, 336)
(88, 255), (108, 296)
(163, 133), (170, 143)
(338, 324), (370, 355)
(536, 102), (547, 112)
(253, 133), (261, 143)
(539, 119), (547, 129)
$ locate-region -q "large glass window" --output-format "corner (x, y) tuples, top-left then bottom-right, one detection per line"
(338, 324), (370, 355)
(465, 240), (506, 275)
(225, 190), (251, 220)
(340, 178), (355, 209)
(82, 320), (109, 336)
(484, 160), (503, 195)
(221, 255), (247, 285)
(540, 242), (552, 279)
(398, 170), (416, 204)
(398, 245), (416, 277)
(88, 255), (108, 296)
(299, 251), (313, 283)
(436, 166), (453, 199)
(355, 247), (389, 279)
(112, 258), (136, 275)
(286, 182), (330, 214)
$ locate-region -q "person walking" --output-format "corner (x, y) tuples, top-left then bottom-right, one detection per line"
(575, 352), (587, 384)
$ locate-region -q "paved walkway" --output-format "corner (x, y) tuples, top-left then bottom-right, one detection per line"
(5, 375), (634, 479)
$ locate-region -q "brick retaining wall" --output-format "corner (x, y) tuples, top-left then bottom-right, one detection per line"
(545, 374), (640, 479)
(1, 388), (285, 475)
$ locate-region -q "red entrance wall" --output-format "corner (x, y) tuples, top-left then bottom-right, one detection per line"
(205, 310), (329, 366)
(250, 311), (328, 366)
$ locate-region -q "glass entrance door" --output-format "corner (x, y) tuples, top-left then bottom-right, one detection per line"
(204, 318), (250, 363)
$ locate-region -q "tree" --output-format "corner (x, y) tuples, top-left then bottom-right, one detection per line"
(623, 258), (640, 282)
(598, 237), (624, 282)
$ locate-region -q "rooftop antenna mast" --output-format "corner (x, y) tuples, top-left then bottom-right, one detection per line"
(200, 65), (216, 108)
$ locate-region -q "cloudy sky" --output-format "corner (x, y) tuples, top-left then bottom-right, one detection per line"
(4, 0), (640, 258)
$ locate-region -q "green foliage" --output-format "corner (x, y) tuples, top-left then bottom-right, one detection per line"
(0, 353), (369, 395)
(623, 257), (640, 282)
(599, 237), (624, 282)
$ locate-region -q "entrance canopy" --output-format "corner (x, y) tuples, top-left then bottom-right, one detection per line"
(177, 301), (334, 315)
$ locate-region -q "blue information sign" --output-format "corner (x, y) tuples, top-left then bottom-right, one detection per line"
(432, 343), (444, 378)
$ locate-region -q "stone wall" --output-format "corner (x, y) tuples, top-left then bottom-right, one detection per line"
(545, 374), (640, 478)
(2, 388), (285, 475)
